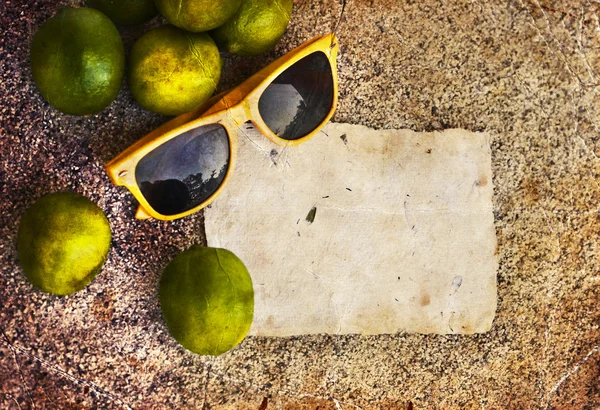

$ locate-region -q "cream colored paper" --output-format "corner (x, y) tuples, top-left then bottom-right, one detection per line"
(205, 123), (497, 336)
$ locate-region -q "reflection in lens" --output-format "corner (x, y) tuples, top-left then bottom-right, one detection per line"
(135, 123), (229, 216)
(258, 51), (334, 140)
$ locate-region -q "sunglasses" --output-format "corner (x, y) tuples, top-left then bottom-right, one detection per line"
(106, 33), (339, 221)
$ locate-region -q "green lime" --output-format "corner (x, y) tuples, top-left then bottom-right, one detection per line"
(159, 246), (254, 356)
(210, 0), (293, 56)
(154, 0), (242, 32)
(86, 0), (158, 26)
(17, 192), (112, 296)
(128, 25), (222, 116)
(30, 7), (125, 116)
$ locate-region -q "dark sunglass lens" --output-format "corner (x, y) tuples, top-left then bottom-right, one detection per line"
(258, 51), (333, 140)
(135, 124), (229, 216)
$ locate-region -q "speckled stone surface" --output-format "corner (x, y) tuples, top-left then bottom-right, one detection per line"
(1, 0), (599, 409)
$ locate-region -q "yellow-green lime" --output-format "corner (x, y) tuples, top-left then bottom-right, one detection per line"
(30, 7), (125, 115)
(210, 0), (293, 56)
(17, 192), (112, 296)
(128, 25), (222, 116)
(159, 246), (254, 356)
(154, 0), (242, 32)
(86, 0), (158, 26)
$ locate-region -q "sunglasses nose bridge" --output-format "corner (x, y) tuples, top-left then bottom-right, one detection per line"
(205, 93), (251, 127)
(223, 100), (252, 127)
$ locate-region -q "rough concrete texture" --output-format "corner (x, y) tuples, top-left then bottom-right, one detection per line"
(0, 0), (599, 409)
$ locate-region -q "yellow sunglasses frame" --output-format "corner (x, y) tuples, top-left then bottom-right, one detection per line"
(106, 33), (339, 221)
